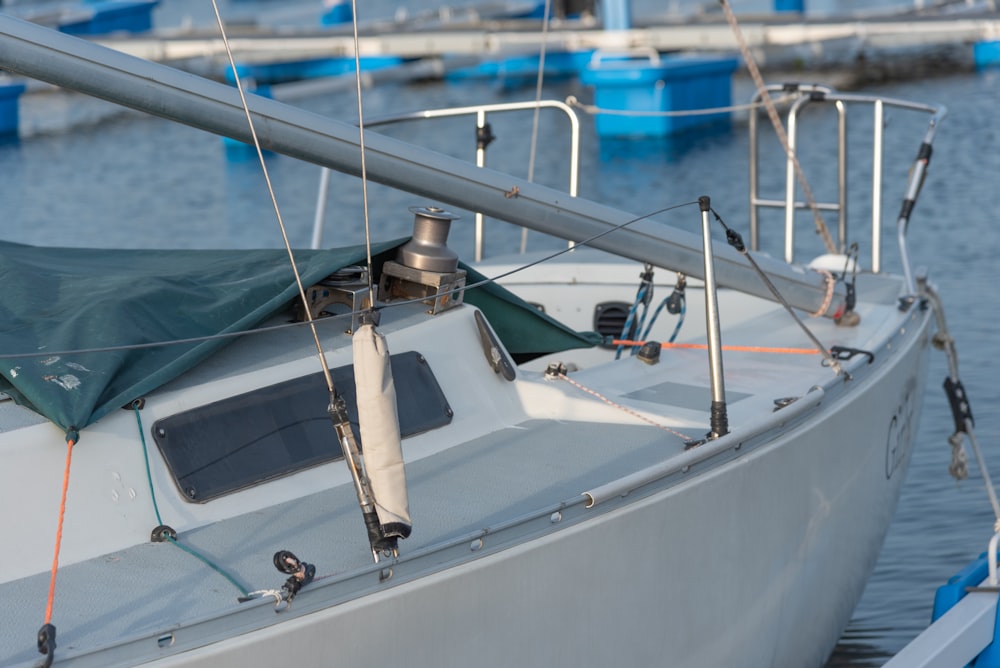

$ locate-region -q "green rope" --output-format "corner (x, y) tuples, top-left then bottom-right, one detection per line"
(132, 403), (249, 597)
(133, 403), (164, 527)
(165, 535), (249, 596)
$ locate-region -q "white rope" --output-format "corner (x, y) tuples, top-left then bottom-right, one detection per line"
(922, 282), (1000, 532)
(556, 372), (693, 443)
(965, 426), (1000, 532)
(808, 269), (836, 318)
(949, 432), (969, 480)
(241, 589), (285, 609)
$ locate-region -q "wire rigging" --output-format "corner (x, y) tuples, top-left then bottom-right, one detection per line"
(208, 0), (338, 399)
(709, 206), (844, 376)
(350, 0), (377, 305)
(520, 0), (553, 254)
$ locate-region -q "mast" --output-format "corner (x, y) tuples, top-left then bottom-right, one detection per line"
(0, 14), (845, 316)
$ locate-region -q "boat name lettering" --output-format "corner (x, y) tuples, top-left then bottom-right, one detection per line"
(885, 378), (918, 479)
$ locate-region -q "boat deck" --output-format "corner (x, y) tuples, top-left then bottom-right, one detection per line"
(0, 266), (917, 667)
(2, 416), (669, 667)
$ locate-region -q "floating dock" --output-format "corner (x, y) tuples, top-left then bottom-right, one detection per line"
(94, 9), (1000, 75)
(4, 3), (999, 138)
(884, 533), (1000, 667)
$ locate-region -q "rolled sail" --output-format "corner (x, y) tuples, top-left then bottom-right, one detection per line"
(353, 322), (412, 539)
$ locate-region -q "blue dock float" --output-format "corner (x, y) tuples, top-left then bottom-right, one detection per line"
(774, 0), (805, 12)
(0, 82), (26, 139)
(580, 52), (739, 138)
(445, 50), (593, 89)
(974, 40), (1000, 70)
(932, 551), (992, 622)
(885, 533), (1000, 667)
(228, 55), (404, 86)
(320, 0), (352, 26)
(59, 1), (159, 36)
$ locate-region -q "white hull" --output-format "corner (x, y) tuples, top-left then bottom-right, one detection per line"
(144, 306), (928, 668)
(0, 259), (931, 668)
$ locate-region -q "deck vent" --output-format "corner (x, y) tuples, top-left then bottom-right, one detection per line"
(593, 301), (635, 342)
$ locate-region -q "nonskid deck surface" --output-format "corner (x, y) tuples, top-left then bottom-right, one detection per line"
(0, 364), (852, 665)
(0, 418), (673, 666)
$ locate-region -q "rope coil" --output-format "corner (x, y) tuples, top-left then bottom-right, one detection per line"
(809, 270), (837, 318)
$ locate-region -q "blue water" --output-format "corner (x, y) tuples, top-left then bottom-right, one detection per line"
(2, 1), (999, 665)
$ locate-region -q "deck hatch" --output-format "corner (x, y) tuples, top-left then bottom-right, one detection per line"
(151, 351), (451, 503)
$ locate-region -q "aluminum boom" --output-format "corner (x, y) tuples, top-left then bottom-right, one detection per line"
(0, 14), (847, 315)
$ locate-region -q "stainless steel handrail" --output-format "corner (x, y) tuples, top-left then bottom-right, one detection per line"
(749, 83), (845, 261)
(312, 100), (581, 261)
(749, 84), (945, 281)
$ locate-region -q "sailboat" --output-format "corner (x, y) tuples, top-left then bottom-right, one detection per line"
(0, 8), (976, 667)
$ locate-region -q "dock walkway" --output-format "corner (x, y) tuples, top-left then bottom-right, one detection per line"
(94, 8), (1000, 72)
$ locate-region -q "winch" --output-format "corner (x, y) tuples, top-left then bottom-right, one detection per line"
(379, 206), (467, 315)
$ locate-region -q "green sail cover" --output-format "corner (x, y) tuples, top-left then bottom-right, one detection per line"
(0, 239), (404, 436)
(461, 263), (602, 359)
(0, 240), (596, 438)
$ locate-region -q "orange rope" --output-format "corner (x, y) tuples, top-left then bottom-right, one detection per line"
(613, 340), (820, 355)
(44, 437), (75, 624)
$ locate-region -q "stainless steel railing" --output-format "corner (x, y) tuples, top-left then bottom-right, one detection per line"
(312, 99), (581, 261)
(749, 84), (945, 279)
